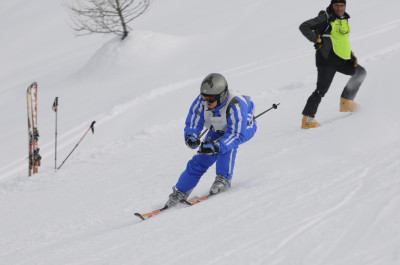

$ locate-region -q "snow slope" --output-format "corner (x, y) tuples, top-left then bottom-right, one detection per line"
(1, 0), (400, 264)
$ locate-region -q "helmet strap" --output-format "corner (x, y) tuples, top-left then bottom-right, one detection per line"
(217, 90), (228, 107)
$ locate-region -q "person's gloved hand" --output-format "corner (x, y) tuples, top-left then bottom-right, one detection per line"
(351, 51), (358, 67)
(185, 135), (200, 149)
(314, 36), (323, 50)
(198, 142), (220, 155)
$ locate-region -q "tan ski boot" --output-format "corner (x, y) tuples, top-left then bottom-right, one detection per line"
(301, 116), (320, 129)
(340, 97), (359, 112)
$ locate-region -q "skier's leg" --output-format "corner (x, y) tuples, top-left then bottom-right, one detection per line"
(175, 154), (217, 194)
(302, 66), (337, 118)
(215, 148), (237, 179)
(209, 148), (238, 194)
(339, 65), (367, 100)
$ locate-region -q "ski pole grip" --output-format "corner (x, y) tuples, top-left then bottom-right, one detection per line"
(90, 121), (96, 134)
(52, 97), (59, 112)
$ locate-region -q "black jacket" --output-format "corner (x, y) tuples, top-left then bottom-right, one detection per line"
(299, 6), (350, 62)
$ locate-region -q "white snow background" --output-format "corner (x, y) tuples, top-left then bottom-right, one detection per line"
(1, 0), (400, 264)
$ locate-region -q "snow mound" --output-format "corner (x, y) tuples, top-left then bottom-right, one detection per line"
(81, 31), (186, 76)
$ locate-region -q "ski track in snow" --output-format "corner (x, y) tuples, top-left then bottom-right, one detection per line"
(2, 50), (400, 263)
(3, 56), (400, 264)
(352, 18), (400, 42)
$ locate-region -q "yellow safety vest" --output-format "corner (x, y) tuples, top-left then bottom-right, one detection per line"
(330, 19), (351, 59)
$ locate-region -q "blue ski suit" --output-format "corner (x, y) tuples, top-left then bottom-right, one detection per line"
(175, 90), (257, 194)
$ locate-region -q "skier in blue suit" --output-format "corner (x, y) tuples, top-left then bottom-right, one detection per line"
(165, 73), (257, 207)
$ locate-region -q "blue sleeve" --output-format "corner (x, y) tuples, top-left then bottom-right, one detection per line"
(184, 95), (205, 138)
(218, 102), (247, 154)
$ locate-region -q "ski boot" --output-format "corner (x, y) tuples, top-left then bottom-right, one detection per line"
(340, 97), (359, 112)
(209, 175), (231, 195)
(164, 187), (188, 207)
(301, 116), (320, 129)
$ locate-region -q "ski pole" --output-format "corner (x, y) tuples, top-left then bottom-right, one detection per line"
(251, 103), (280, 122)
(198, 128), (208, 140)
(52, 97), (59, 170)
(198, 103), (280, 143)
(57, 121), (96, 170)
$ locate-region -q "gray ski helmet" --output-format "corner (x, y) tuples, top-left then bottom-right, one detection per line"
(200, 73), (228, 105)
(200, 73), (228, 95)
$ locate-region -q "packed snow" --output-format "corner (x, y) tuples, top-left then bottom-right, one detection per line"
(1, 0), (400, 264)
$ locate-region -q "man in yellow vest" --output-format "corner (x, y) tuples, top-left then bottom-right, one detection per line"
(299, 0), (367, 129)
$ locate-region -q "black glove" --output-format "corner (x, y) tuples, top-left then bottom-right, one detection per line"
(314, 36), (323, 50)
(198, 142), (220, 155)
(351, 51), (358, 68)
(185, 135), (200, 149)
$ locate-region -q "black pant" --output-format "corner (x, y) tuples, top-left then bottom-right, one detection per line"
(302, 52), (367, 118)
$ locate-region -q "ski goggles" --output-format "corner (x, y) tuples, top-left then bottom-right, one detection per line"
(201, 94), (219, 103)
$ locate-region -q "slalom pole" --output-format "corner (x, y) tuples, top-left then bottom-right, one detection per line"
(57, 121), (96, 170)
(52, 97), (59, 170)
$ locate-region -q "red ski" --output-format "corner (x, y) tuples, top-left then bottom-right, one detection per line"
(26, 82), (41, 176)
(134, 194), (213, 221)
